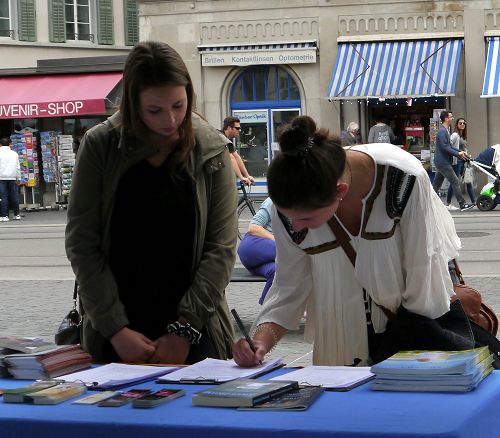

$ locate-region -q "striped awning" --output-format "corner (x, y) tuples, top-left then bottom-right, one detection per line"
(327, 39), (463, 100)
(198, 41), (317, 53)
(482, 37), (500, 98)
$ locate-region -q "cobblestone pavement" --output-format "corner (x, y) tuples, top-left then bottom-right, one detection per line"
(1, 208), (499, 367)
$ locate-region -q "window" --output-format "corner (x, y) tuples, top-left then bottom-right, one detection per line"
(0, 0), (11, 38)
(65, 0), (91, 41)
(124, 0), (138, 46)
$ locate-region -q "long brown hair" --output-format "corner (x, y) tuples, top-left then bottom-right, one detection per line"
(120, 41), (195, 176)
(454, 118), (467, 140)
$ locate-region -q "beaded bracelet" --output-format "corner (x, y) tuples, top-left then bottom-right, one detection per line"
(251, 323), (279, 353)
(166, 321), (202, 345)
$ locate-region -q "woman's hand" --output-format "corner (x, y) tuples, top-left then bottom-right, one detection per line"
(148, 334), (191, 364)
(232, 337), (267, 367)
(110, 327), (156, 363)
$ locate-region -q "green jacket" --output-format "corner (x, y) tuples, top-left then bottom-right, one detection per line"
(65, 112), (237, 362)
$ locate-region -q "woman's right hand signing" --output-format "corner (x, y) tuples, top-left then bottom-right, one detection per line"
(110, 327), (156, 363)
(232, 337), (266, 367)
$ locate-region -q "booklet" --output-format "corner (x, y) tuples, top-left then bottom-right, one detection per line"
(0, 336), (58, 354)
(59, 363), (180, 390)
(238, 385), (324, 411)
(271, 366), (374, 391)
(192, 379), (298, 407)
(157, 357), (283, 384)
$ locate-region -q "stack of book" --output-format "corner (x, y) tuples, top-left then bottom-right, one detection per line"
(370, 347), (494, 392)
(0, 337), (91, 380)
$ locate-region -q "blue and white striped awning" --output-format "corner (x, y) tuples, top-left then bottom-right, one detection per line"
(482, 37), (500, 98)
(198, 41), (317, 53)
(327, 39), (463, 99)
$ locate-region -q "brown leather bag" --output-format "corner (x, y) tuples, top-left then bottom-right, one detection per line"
(451, 260), (498, 336)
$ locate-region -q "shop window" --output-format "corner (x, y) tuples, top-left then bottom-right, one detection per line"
(231, 66), (300, 106)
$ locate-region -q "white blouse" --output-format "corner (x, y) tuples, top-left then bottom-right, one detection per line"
(253, 143), (461, 366)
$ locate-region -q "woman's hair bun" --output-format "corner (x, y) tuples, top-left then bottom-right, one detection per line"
(279, 116), (317, 158)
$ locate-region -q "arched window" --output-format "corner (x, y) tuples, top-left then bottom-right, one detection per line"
(231, 65), (300, 109)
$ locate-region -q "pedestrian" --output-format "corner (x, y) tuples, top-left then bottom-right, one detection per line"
(233, 115), (466, 367)
(340, 121), (361, 146)
(0, 137), (21, 222)
(65, 41), (237, 364)
(237, 197), (275, 305)
(222, 116), (255, 185)
(445, 118), (475, 210)
(432, 110), (474, 212)
(368, 117), (395, 144)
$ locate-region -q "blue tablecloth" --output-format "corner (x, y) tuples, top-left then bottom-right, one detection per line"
(1, 368), (500, 437)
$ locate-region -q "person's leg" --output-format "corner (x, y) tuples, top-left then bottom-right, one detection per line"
(237, 234), (276, 269)
(253, 261), (275, 305)
(446, 164), (460, 204)
(7, 181), (19, 216)
(466, 183), (476, 204)
(432, 170), (445, 194)
(437, 165), (466, 206)
(0, 181), (8, 217)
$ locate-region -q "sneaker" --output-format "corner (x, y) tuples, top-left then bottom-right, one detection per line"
(0, 216), (9, 222)
(13, 215), (21, 220)
(460, 203), (475, 212)
(446, 204), (459, 211)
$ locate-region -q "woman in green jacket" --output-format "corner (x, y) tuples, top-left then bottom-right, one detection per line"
(65, 41), (237, 364)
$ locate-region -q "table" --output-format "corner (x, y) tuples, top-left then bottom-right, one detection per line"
(1, 369), (500, 437)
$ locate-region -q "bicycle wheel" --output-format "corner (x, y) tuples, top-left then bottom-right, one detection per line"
(237, 198), (263, 240)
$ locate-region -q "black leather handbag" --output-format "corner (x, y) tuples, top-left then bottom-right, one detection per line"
(54, 282), (81, 345)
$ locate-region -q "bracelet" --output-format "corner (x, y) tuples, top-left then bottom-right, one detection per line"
(251, 323), (279, 353)
(165, 321), (202, 345)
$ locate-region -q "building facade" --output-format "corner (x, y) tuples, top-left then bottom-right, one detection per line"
(137, 0), (500, 180)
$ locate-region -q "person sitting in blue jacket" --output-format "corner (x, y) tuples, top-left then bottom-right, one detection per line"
(237, 197), (275, 304)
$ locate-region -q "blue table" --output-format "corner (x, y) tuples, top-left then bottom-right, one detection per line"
(1, 369), (500, 437)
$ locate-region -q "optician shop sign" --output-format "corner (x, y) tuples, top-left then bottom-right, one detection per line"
(201, 49), (317, 67)
(0, 99), (106, 119)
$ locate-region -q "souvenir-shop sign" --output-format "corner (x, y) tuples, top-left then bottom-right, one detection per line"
(0, 99), (106, 119)
(201, 49), (316, 67)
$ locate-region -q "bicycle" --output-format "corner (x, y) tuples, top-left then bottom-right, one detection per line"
(237, 181), (264, 240)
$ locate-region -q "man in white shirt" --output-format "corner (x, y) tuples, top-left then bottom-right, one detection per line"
(0, 137), (21, 221)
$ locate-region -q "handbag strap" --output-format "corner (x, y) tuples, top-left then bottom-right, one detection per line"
(327, 215), (395, 320)
(452, 259), (465, 285)
(72, 281), (78, 310)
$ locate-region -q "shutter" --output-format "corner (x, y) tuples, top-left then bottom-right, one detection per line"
(18, 0), (37, 42)
(97, 0), (113, 45)
(123, 0), (138, 46)
(48, 0), (65, 43)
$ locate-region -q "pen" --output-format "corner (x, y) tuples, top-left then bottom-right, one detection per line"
(230, 308), (262, 365)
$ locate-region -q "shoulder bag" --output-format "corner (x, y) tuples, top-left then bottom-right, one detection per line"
(54, 281), (81, 345)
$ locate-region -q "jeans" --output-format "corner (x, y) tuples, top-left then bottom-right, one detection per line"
(432, 164), (466, 206)
(237, 234), (276, 305)
(446, 161), (476, 204)
(0, 180), (20, 217)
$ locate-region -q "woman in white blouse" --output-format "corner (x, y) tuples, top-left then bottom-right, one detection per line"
(233, 116), (461, 367)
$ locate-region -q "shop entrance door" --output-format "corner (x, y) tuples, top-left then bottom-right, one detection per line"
(270, 109), (300, 156)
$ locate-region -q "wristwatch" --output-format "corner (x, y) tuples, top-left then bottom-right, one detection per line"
(165, 321), (202, 345)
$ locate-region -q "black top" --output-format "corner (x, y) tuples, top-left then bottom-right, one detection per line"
(109, 158), (195, 341)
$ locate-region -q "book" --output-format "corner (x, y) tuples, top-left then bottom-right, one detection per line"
(0, 336), (57, 354)
(132, 388), (186, 408)
(3, 344), (92, 379)
(158, 357), (283, 384)
(2, 380), (60, 403)
(72, 391), (121, 405)
(25, 382), (87, 405)
(238, 385), (324, 411)
(370, 347), (494, 393)
(272, 366), (374, 391)
(370, 347), (491, 376)
(59, 363), (180, 390)
(192, 379), (298, 407)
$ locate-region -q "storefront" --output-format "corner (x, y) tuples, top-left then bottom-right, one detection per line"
(328, 38), (463, 161)
(0, 71), (122, 208)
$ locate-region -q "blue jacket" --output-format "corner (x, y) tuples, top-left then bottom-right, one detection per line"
(434, 126), (460, 166)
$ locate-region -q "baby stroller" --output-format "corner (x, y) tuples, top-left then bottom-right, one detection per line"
(469, 144), (500, 211)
